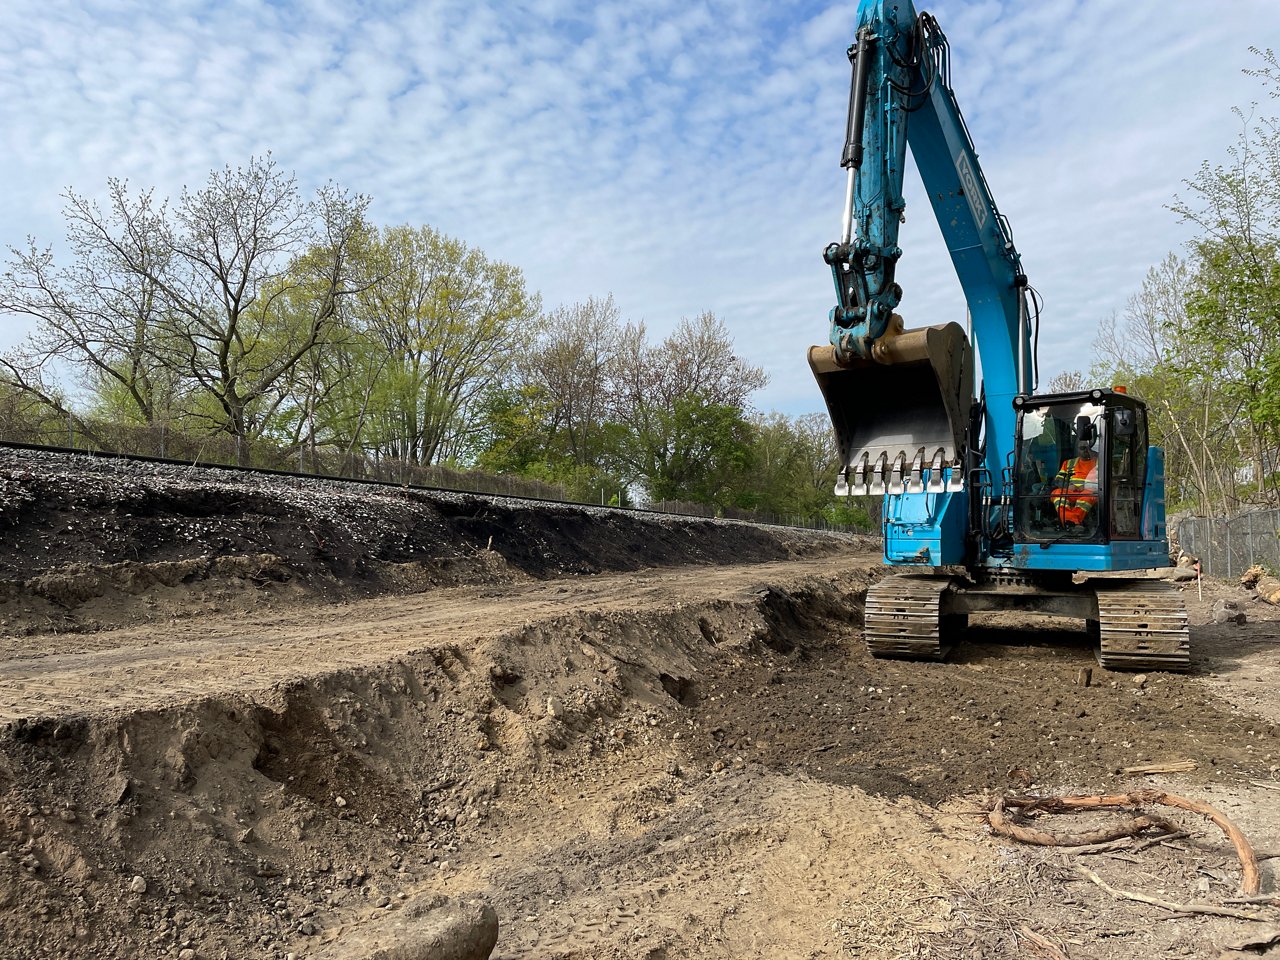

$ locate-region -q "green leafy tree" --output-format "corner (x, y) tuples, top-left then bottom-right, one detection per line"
(640, 396), (755, 506)
(472, 383), (557, 476)
(1166, 49), (1280, 504)
(347, 224), (539, 467)
(737, 412), (829, 517)
(605, 312), (767, 504)
(1183, 240), (1280, 501)
(1094, 50), (1280, 513)
(1093, 255), (1243, 513)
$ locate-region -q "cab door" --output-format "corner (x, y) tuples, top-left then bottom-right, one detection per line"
(1107, 405), (1147, 540)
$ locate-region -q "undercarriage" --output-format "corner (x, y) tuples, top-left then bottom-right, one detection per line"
(864, 568), (1190, 671)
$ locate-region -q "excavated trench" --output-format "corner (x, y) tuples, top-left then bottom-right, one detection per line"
(0, 571), (863, 959)
(1, 568), (1275, 960)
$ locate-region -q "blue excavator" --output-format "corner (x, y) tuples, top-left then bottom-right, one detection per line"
(810, 0), (1189, 670)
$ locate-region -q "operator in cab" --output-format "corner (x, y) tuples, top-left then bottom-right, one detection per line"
(1051, 426), (1100, 527)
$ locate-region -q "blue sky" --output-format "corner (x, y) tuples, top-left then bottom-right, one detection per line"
(0, 0), (1277, 415)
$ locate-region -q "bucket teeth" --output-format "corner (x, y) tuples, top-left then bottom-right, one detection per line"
(906, 452), (925, 494)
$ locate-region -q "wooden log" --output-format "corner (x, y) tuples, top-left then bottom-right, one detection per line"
(989, 797), (1178, 848)
(1255, 575), (1280, 605)
(1122, 759), (1198, 775)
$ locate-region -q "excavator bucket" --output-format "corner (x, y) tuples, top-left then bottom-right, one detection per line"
(809, 320), (974, 496)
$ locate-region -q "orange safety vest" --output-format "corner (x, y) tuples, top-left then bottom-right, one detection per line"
(1051, 456), (1098, 526)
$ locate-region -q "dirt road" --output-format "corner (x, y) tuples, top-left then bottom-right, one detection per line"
(0, 557), (862, 722)
(1, 553), (1277, 959)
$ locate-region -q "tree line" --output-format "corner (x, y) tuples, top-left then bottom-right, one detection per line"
(17, 47), (1271, 526)
(0, 156), (862, 527)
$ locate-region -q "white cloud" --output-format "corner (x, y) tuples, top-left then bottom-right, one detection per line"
(1, 0), (1278, 417)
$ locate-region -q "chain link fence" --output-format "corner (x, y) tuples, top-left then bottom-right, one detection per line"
(1177, 509), (1280, 579)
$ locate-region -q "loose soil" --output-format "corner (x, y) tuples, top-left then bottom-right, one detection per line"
(0, 449), (1278, 960)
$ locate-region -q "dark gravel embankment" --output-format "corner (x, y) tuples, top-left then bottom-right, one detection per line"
(0, 446), (869, 633)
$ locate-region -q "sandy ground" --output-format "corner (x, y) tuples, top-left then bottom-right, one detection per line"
(0, 449), (1278, 960)
(0, 559), (856, 722)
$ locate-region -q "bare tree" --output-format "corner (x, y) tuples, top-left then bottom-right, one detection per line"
(154, 160), (370, 459)
(606, 311), (768, 499)
(1045, 369), (1087, 393)
(643, 311), (769, 409)
(0, 186), (175, 434)
(1, 157), (371, 462)
(522, 295), (619, 466)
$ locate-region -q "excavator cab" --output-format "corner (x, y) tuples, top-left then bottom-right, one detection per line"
(1012, 389), (1151, 547)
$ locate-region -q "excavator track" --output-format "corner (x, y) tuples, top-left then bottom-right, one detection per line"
(1094, 580), (1190, 672)
(864, 574), (956, 660)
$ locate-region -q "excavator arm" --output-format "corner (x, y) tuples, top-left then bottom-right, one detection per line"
(811, 1), (1034, 507)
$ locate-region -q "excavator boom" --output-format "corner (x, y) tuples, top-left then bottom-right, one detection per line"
(816, 3), (1028, 512)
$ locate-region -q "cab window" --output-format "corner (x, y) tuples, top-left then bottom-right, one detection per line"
(1015, 402), (1103, 542)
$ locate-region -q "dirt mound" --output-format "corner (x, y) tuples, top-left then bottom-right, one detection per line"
(0, 447), (865, 634)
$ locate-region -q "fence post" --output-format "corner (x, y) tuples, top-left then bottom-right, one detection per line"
(1248, 511), (1255, 578)
(1225, 520), (1232, 580)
